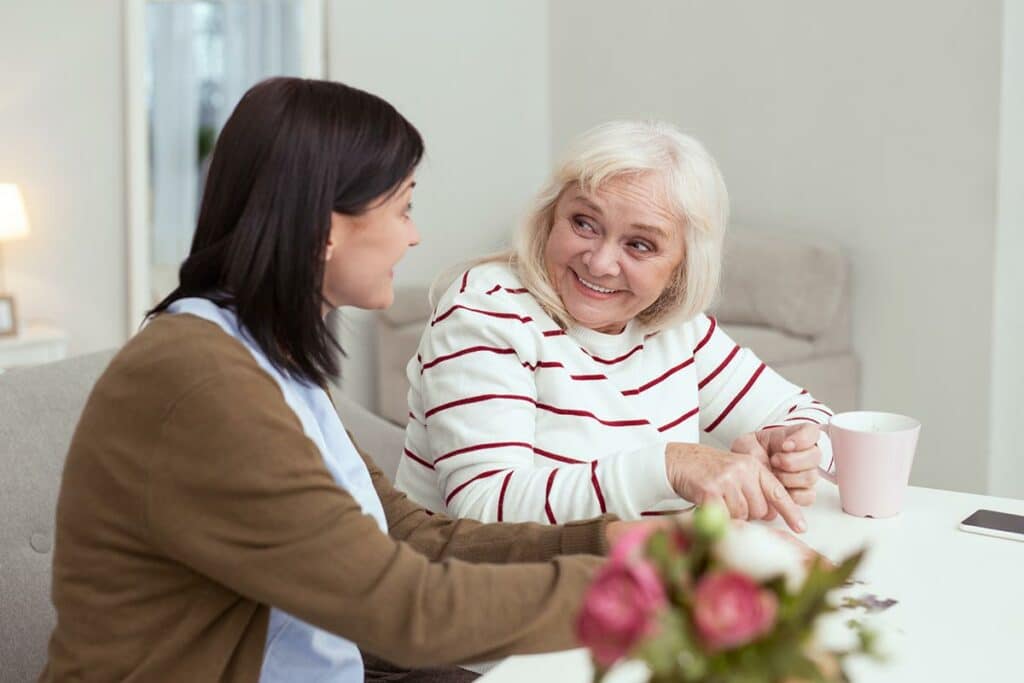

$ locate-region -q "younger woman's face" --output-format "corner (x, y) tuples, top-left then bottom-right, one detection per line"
(322, 177), (419, 312)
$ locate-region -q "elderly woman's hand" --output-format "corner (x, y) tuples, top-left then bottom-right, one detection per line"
(664, 444), (807, 533)
(731, 424), (822, 508)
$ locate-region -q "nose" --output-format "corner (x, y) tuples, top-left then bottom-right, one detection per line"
(582, 239), (621, 278)
(408, 219), (420, 247)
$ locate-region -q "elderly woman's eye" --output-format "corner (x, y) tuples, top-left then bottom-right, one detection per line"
(629, 240), (656, 253)
(572, 216), (596, 233)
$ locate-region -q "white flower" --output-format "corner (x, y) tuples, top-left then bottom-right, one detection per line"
(813, 611), (861, 652)
(712, 522), (807, 592)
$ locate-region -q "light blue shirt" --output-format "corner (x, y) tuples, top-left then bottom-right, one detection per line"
(167, 298), (387, 683)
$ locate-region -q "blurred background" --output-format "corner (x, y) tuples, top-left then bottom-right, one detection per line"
(0, 0), (1020, 498)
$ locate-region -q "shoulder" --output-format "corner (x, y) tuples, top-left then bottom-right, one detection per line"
(431, 261), (545, 328)
(419, 262), (560, 362)
(102, 314), (283, 414)
(440, 261), (526, 302)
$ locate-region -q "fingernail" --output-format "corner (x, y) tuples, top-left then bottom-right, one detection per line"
(797, 519), (806, 533)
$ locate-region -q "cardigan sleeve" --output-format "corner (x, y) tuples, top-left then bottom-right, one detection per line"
(146, 364), (604, 669)
(410, 281), (677, 523)
(692, 314), (835, 470)
(352, 433), (615, 561)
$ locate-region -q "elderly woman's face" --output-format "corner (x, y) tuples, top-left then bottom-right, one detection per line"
(543, 173), (685, 334)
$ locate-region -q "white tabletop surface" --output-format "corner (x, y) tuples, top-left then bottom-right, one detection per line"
(479, 481), (1024, 683)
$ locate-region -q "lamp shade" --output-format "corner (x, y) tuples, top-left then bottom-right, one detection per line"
(0, 184), (31, 241)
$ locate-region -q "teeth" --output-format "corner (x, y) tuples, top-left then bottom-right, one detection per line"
(576, 273), (617, 294)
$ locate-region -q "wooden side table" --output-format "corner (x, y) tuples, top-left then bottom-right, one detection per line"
(0, 323), (69, 372)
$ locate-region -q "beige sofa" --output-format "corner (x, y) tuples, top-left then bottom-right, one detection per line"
(375, 230), (859, 427)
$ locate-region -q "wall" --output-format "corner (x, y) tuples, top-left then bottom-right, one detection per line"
(0, 0), (128, 354)
(325, 0), (552, 409)
(990, 0), (1024, 499)
(549, 0), (1002, 493)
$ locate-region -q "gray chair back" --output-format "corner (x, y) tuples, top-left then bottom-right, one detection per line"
(0, 351), (116, 683)
(0, 350), (405, 682)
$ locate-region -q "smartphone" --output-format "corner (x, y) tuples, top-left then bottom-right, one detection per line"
(958, 509), (1024, 542)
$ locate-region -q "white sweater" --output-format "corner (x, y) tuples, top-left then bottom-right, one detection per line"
(394, 262), (834, 523)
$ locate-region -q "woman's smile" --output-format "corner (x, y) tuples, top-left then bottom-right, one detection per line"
(571, 268), (623, 298)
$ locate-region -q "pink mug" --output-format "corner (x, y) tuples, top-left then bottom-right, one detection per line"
(820, 411), (921, 518)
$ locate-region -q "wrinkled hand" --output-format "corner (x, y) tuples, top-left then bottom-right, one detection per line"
(665, 444), (806, 533)
(731, 423), (822, 509)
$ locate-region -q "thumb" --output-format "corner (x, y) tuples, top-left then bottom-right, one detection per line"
(768, 422), (820, 453)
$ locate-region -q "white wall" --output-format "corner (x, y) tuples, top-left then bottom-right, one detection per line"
(0, 0), (128, 355)
(325, 0), (552, 409)
(990, 0), (1024, 499)
(549, 0), (1002, 493)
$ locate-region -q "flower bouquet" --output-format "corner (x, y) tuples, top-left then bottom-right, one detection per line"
(576, 506), (883, 682)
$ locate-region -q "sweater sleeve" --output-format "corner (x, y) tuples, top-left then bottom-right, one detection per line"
(146, 366), (603, 669)
(352, 434), (614, 561)
(414, 283), (677, 524)
(692, 314), (835, 470)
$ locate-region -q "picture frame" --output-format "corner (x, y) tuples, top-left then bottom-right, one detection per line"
(0, 295), (17, 337)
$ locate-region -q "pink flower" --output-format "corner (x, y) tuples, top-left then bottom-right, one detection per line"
(692, 571), (778, 652)
(576, 557), (666, 667)
(609, 524), (656, 562)
(609, 523), (690, 563)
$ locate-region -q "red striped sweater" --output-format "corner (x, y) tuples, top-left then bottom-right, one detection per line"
(395, 262), (833, 523)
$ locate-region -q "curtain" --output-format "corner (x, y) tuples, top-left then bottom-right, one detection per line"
(147, 0), (304, 272)
(217, 0), (304, 132)
(148, 2), (200, 267)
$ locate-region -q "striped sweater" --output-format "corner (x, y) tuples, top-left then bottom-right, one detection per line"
(394, 262), (834, 523)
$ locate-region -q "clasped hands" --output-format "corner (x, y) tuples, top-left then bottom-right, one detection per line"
(664, 423), (822, 533)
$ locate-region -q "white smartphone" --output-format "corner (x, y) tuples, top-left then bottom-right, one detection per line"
(958, 509), (1024, 542)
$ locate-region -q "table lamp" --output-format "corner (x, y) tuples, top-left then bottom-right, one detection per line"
(0, 183), (30, 337)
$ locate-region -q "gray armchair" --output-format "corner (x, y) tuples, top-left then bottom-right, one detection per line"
(0, 351), (405, 682)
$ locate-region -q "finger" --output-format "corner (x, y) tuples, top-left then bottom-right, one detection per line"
(761, 507), (779, 521)
(780, 422), (821, 452)
(760, 468), (806, 533)
(775, 468), (819, 489)
(740, 478), (769, 520)
(789, 487), (817, 506)
(770, 446), (821, 473)
(766, 422), (819, 453)
(722, 486), (749, 521)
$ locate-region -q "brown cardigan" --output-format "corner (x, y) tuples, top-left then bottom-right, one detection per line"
(40, 314), (612, 682)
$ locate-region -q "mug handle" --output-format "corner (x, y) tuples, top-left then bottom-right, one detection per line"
(818, 422), (837, 484)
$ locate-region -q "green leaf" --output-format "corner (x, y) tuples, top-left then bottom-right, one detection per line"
(787, 651), (829, 683)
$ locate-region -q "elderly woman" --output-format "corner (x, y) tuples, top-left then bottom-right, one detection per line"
(395, 121), (832, 533)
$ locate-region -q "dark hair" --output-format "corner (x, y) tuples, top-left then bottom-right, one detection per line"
(148, 77), (424, 387)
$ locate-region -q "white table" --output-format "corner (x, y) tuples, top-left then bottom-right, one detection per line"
(479, 482), (1024, 683)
